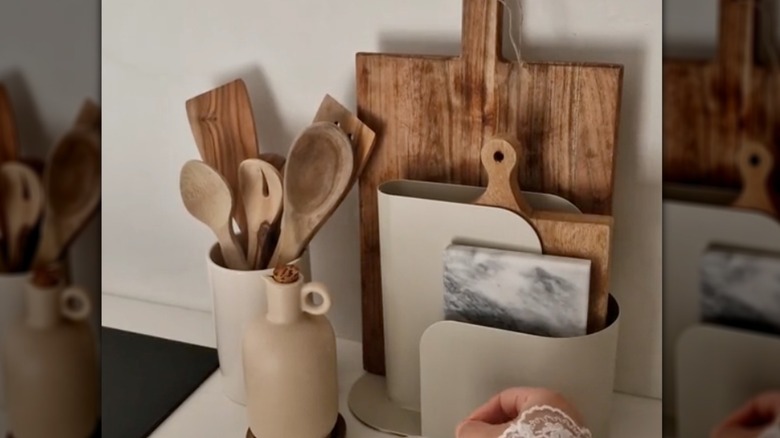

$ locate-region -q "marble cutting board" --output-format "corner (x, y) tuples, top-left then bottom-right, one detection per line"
(444, 244), (592, 337)
(701, 244), (780, 336)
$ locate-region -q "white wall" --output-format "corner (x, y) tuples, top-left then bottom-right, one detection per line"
(102, 0), (662, 399)
(0, 0), (100, 329)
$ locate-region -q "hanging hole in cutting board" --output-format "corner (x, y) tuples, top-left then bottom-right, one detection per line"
(750, 154), (761, 167)
(493, 151), (504, 163)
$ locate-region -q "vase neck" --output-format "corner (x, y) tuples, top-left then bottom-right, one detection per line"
(25, 282), (63, 329)
(265, 277), (303, 324)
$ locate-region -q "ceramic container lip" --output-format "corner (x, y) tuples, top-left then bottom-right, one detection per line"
(206, 243), (305, 274)
(0, 270), (31, 282)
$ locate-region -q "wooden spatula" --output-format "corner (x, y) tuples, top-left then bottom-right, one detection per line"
(0, 83), (19, 163)
(733, 140), (778, 217)
(186, 79), (259, 242)
(313, 95), (376, 185)
(475, 137), (614, 332)
(269, 122), (355, 267)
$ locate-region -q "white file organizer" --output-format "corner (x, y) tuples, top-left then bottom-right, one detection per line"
(663, 197), (780, 431)
(677, 325), (780, 437)
(420, 296), (620, 438)
(349, 180), (622, 436)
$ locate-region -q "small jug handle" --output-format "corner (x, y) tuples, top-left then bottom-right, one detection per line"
(300, 282), (331, 316)
(60, 287), (91, 321)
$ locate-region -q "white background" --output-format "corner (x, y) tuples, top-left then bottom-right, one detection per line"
(0, 0), (101, 329)
(102, 0), (662, 398)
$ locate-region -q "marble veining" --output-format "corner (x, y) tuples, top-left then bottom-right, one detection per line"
(701, 245), (780, 336)
(443, 244), (591, 337)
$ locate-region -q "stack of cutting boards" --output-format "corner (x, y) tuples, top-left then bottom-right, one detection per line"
(356, 0), (624, 374)
(664, 0), (779, 191)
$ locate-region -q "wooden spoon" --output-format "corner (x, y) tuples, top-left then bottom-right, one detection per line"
(0, 84), (19, 163)
(269, 122), (355, 266)
(238, 158), (283, 270)
(34, 127), (101, 267)
(180, 160), (248, 270)
(0, 162), (43, 271)
(186, 79), (259, 243)
(733, 139), (778, 217)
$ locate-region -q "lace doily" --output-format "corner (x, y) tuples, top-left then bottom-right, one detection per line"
(499, 405), (592, 438)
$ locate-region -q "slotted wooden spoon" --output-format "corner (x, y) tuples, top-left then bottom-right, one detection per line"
(238, 158), (283, 270)
(180, 160), (248, 270)
(269, 122), (355, 266)
(0, 162), (43, 271)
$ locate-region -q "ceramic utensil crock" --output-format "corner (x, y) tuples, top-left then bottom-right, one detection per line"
(243, 266), (338, 438)
(207, 243), (311, 404)
(2, 268), (99, 438)
(0, 272), (28, 407)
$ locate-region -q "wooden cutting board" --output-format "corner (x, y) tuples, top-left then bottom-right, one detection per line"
(357, 0), (623, 374)
(664, 0), (779, 189)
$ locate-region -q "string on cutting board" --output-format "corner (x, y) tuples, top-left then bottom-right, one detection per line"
(498, 0), (523, 62)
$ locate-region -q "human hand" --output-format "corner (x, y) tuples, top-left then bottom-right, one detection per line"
(455, 387), (587, 438)
(712, 391), (780, 438)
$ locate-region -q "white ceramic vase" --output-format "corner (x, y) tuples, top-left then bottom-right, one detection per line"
(206, 243), (311, 405)
(0, 272), (29, 407)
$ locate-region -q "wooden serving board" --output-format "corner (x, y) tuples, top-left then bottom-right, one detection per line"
(664, 0), (780, 189)
(357, 0), (624, 374)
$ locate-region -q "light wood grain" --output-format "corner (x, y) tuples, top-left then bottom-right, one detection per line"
(474, 137), (533, 218)
(180, 160), (247, 270)
(269, 122), (355, 267)
(34, 127), (101, 267)
(531, 212), (613, 333)
(0, 162), (43, 271)
(186, 79), (259, 241)
(356, 0), (623, 374)
(733, 140), (778, 216)
(475, 137), (613, 332)
(313, 95), (377, 185)
(239, 159), (283, 269)
(0, 83), (19, 163)
(664, 0), (779, 189)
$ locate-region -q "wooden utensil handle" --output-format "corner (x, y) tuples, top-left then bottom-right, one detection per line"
(462, 0), (504, 64)
(474, 137), (533, 218)
(733, 139), (777, 216)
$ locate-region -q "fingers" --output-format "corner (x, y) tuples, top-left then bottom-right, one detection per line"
(463, 387), (586, 427)
(722, 392), (780, 428)
(456, 420), (513, 438)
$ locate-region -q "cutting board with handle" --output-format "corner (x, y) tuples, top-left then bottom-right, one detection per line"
(664, 0), (779, 188)
(357, 0), (623, 374)
(474, 137), (613, 334)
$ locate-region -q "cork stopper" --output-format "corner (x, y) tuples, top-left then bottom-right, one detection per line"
(272, 265), (300, 284)
(31, 264), (63, 288)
